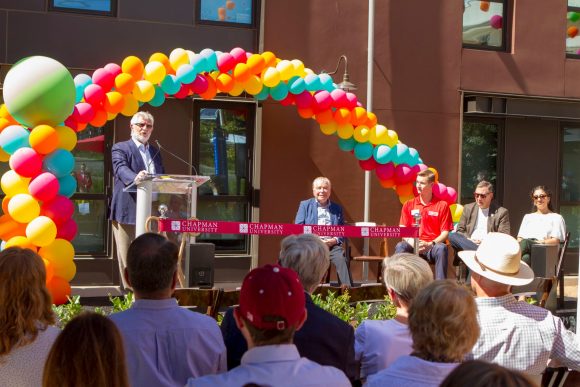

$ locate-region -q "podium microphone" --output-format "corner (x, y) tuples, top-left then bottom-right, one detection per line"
(411, 209), (421, 254)
(155, 140), (199, 175)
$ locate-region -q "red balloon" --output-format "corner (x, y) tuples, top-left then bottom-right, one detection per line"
(375, 162), (395, 180)
(9, 147), (43, 178)
(46, 275), (71, 305)
(56, 218), (78, 241)
(92, 68), (115, 92)
(72, 102), (95, 124)
(294, 91), (314, 109)
(190, 75), (209, 94)
(359, 157), (378, 171)
(41, 195), (74, 225)
(217, 53), (236, 73)
(279, 94), (295, 107)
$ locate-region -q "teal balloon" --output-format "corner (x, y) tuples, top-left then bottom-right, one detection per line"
(304, 74), (322, 92)
(319, 73), (335, 92)
(338, 137), (356, 152)
(289, 76), (306, 94)
(43, 149), (75, 178)
(3, 56), (76, 128)
(0, 125), (30, 155)
(374, 144), (394, 164)
(148, 86), (166, 107)
(74, 74), (92, 104)
(191, 55), (208, 73)
(200, 48), (218, 71)
(394, 143), (410, 164)
(254, 86), (270, 101)
(407, 147), (420, 166)
(354, 142), (374, 160)
(270, 82), (289, 101)
(176, 64), (196, 84)
(161, 74), (180, 95)
(569, 12), (580, 22)
(57, 174), (77, 198)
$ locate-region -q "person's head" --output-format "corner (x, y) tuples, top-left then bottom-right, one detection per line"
(0, 247), (54, 357)
(43, 312), (128, 387)
(234, 264), (307, 347)
(383, 253), (433, 309)
(440, 360), (535, 387)
(409, 280), (479, 363)
(530, 185), (554, 213)
(279, 234), (330, 293)
(130, 111), (154, 144)
(312, 177), (331, 205)
(80, 163), (86, 172)
(415, 169), (435, 197)
(474, 181), (494, 209)
(126, 233), (178, 299)
(458, 233), (534, 296)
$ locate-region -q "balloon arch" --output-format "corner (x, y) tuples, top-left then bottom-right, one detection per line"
(0, 48), (462, 304)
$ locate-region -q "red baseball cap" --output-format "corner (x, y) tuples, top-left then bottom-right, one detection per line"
(238, 264), (306, 331)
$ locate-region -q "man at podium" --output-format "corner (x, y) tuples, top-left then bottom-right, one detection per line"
(110, 111), (165, 290)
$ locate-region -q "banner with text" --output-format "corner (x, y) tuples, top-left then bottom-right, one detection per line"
(157, 219), (418, 238)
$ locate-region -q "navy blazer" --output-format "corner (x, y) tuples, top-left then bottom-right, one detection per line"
(294, 198), (345, 245)
(109, 139), (164, 225)
(220, 293), (358, 383)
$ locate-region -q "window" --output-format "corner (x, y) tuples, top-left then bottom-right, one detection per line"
(196, 0), (256, 27)
(194, 101), (255, 253)
(567, 1), (580, 57)
(48, 0), (117, 16)
(460, 119), (502, 204)
(560, 126), (580, 250)
(463, 0), (508, 50)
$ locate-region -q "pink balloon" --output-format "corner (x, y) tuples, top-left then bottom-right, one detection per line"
(29, 172), (59, 202)
(104, 63), (122, 77)
(446, 187), (458, 204)
(345, 92), (358, 110)
(432, 183), (448, 200)
(295, 91), (314, 109)
(41, 195), (74, 226)
(230, 47), (247, 63)
(190, 75), (209, 94)
(330, 89), (348, 108)
(9, 147), (43, 178)
(56, 218), (78, 241)
(375, 162), (395, 180)
(359, 157), (378, 171)
(217, 53), (236, 73)
(313, 91), (332, 112)
(72, 102), (95, 124)
(490, 15), (502, 29)
(394, 164), (414, 184)
(83, 84), (105, 106)
(413, 163), (429, 174)
(92, 68), (115, 92)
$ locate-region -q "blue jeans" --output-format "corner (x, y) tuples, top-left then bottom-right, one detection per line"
(394, 240), (448, 280)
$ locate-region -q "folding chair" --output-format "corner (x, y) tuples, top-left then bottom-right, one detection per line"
(556, 232), (571, 309)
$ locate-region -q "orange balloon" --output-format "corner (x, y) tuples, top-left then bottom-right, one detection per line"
(0, 117), (11, 132)
(261, 51), (277, 68)
(428, 167), (439, 182)
(379, 178), (396, 189)
(315, 109), (334, 124)
(0, 214), (27, 241)
(366, 112), (378, 127)
(104, 92), (125, 114)
(298, 107), (315, 119)
(216, 73), (235, 92)
(233, 63), (252, 83)
(90, 107), (108, 127)
(29, 125), (59, 155)
(480, 1), (490, 12)
(395, 183), (414, 197)
(333, 108), (352, 125)
(121, 56), (144, 80)
(246, 54), (266, 75)
(350, 106), (368, 126)
(46, 276), (71, 305)
(199, 76), (217, 100)
(568, 26), (579, 39)
(114, 73), (136, 94)
(2, 196), (10, 214)
(43, 258), (54, 284)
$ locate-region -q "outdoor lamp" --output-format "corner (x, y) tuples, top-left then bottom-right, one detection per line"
(325, 55), (357, 92)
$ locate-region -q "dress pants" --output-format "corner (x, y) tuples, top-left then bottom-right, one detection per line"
(112, 221), (135, 290)
(448, 232), (478, 282)
(329, 245), (352, 287)
(394, 240), (448, 280)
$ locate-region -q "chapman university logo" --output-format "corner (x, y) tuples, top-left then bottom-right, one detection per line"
(303, 226), (312, 234)
(171, 221), (181, 231)
(239, 223), (249, 233)
(361, 227), (370, 237)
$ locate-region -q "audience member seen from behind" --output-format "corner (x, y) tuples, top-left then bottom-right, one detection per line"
(355, 253), (433, 380)
(366, 280), (480, 387)
(190, 264), (350, 387)
(109, 233), (226, 387)
(440, 360), (536, 387)
(220, 234), (358, 382)
(460, 232), (580, 385)
(0, 247), (59, 387)
(517, 185), (566, 265)
(43, 312), (128, 387)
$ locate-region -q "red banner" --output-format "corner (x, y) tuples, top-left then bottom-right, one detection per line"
(157, 219), (418, 238)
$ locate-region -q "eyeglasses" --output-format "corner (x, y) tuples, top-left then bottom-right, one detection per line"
(474, 193), (489, 199)
(532, 194), (548, 200)
(133, 122), (153, 129)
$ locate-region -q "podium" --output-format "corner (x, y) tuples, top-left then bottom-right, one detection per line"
(124, 174), (210, 285)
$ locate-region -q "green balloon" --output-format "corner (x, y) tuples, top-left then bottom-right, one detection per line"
(3, 56), (75, 128)
(568, 12), (580, 22)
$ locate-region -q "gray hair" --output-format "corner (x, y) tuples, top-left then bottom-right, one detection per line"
(476, 180), (494, 193)
(279, 234), (330, 293)
(130, 111), (154, 126)
(312, 176), (331, 189)
(383, 253), (433, 305)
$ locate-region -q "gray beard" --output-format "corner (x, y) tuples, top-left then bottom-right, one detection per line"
(131, 132), (149, 144)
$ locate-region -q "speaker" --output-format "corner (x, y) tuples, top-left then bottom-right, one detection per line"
(188, 243), (215, 288)
(530, 244), (559, 278)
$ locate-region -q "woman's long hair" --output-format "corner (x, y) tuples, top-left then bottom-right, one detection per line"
(530, 185), (555, 212)
(0, 247), (54, 358)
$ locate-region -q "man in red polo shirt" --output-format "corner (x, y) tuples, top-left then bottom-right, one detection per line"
(394, 169), (453, 279)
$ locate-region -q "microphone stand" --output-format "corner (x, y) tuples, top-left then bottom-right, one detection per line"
(411, 210), (421, 254)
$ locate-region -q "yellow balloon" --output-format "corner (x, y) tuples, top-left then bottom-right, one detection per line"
(276, 60), (294, 81)
(291, 59), (305, 77)
(121, 94), (139, 117)
(243, 75), (263, 95)
(8, 194), (40, 223)
(1, 170), (30, 198)
(144, 61), (166, 84)
(369, 124), (388, 145)
(450, 203), (464, 223)
(56, 260), (76, 282)
(337, 123), (354, 139)
(385, 129), (399, 148)
(399, 194), (415, 205)
(0, 147), (9, 162)
(228, 82), (245, 97)
(261, 67), (281, 88)
(428, 167), (439, 182)
(132, 80), (155, 102)
(5, 235), (36, 250)
(55, 125), (77, 151)
(39, 238), (75, 269)
(320, 122), (338, 135)
(26, 216), (57, 247)
(169, 48), (189, 71)
(353, 125), (371, 143)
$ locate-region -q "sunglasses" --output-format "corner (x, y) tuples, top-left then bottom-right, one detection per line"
(133, 122), (153, 129)
(532, 194), (548, 200)
(474, 193), (489, 199)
